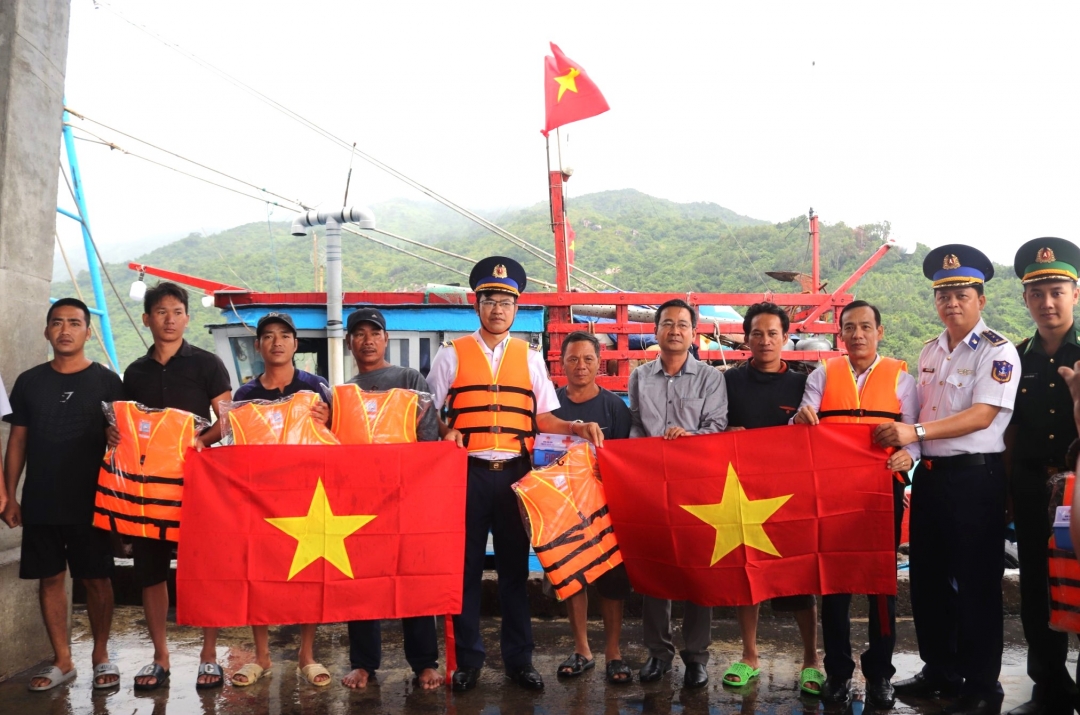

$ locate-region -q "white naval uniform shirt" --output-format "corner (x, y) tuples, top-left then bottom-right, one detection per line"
(916, 318), (1020, 457)
(427, 330), (561, 461)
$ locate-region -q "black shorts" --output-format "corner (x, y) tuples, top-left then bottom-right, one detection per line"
(771, 594), (816, 612)
(543, 563), (632, 601)
(130, 536), (175, 589)
(19, 523), (114, 580)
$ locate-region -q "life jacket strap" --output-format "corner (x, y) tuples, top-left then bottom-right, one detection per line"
(96, 484), (182, 508)
(93, 507), (179, 535)
(548, 542), (621, 593)
(817, 409), (902, 420)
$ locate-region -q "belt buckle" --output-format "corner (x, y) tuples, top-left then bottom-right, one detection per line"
(490, 460), (504, 471)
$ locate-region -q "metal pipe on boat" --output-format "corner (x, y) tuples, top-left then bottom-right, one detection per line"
(291, 207), (376, 385)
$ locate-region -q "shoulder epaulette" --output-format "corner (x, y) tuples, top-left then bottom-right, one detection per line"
(923, 336), (936, 345)
(441, 340), (454, 348)
(1016, 336), (1031, 350)
(981, 329), (1008, 347)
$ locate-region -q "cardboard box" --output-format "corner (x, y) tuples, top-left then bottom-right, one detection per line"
(532, 432), (586, 468)
(1054, 505), (1073, 552)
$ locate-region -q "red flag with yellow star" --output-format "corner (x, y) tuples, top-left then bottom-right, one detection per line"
(175, 444), (467, 627)
(598, 424), (896, 606)
(543, 43), (610, 137)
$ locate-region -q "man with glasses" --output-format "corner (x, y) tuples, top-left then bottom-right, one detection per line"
(629, 298), (728, 689)
(428, 256), (604, 693)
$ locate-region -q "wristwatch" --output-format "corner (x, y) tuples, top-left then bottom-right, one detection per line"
(914, 423), (926, 442)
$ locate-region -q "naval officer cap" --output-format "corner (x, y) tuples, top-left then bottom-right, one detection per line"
(923, 244), (995, 288)
(470, 256), (528, 297)
(1013, 237), (1080, 285)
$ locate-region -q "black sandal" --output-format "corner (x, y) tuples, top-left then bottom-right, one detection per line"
(195, 662), (225, 690)
(606, 659), (632, 685)
(133, 663), (170, 691)
(557, 653), (595, 677)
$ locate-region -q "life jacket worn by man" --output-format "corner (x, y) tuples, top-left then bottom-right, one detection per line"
(93, 401), (205, 542)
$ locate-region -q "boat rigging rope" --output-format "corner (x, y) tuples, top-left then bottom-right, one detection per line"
(88, 1), (618, 294)
(59, 163), (150, 349)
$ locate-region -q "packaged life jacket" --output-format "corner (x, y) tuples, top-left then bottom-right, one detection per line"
(446, 336), (537, 456)
(223, 391), (339, 445)
(93, 401), (204, 542)
(1049, 474), (1080, 633)
(511, 443), (622, 600)
(330, 384), (422, 444)
(819, 356), (908, 484)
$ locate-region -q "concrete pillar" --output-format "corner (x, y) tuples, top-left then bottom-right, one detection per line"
(0, 0), (71, 682)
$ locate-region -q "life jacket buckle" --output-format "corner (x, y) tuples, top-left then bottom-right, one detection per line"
(487, 385), (501, 393)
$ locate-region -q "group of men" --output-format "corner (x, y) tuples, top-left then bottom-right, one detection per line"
(1, 239), (1079, 715)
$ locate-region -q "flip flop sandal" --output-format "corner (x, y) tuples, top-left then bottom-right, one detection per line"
(557, 653), (595, 677)
(800, 667), (825, 696)
(230, 662), (272, 687)
(722, 661), (761, 687)
(605, 659), (632, 685)
(133, 663), (170, 691)
(28, 665), (77, 691)
(195, 662), (225, 690)
(92, 662), (121, 689)
(297, 663), (332, 687)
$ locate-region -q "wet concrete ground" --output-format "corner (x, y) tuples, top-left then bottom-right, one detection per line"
(0, 607), (1069, 715)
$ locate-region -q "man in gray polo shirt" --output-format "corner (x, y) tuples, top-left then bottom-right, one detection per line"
(629, 298), (728, 689)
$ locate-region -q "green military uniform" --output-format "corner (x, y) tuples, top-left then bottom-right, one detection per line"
(1009, 237), (1080, 715)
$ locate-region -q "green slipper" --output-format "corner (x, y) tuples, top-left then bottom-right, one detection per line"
(799, 666), (825, 696)
(722, 661), (760, 687)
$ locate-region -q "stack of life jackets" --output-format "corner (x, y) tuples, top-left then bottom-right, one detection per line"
(221, 391), (339, 445)
(817, 355), (909, 484)
(330, 384), (427, 444)
(93, 401), (206, 542)
(511, 442), (622, 601)
(1049, 473), (1080, 633)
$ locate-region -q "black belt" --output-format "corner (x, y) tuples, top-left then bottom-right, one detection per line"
(922, 452), (1002, 470)
(468, 456), (523, 472)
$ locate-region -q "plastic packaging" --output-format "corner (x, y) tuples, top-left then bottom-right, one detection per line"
(1048, 472), (1080, 632)
(220, 391), (339, 445)
(511, 442), (621, 601)
(329, 384), (433, 444)
(93, 400), (208, 542)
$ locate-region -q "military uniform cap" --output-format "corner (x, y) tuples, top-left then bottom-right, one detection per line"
(1013, 237), (1080, 284)
(923, 244), (994, 288)
(470, 256), (527, 297)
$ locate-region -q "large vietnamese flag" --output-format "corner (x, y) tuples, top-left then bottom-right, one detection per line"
(176, 443), (467, 627)
(598, 424), (896, 606)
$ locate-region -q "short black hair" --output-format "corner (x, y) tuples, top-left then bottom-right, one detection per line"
(743, 302), (789, 338)
(934, 283), (984, 298)
(562, 331), (601, 358)
(47, 298), (91, 326)
(475, 290), (518, 304)
(839, 300), (882, 327)
(654, 299), (697, 329)
(144, 281), (190, 314)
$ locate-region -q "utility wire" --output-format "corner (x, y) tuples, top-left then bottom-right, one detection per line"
(90, 1), (617, 293)
(59, 163), (150, 349)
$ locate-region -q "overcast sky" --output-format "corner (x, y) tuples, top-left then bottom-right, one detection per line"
(58, 0), (1080, 269)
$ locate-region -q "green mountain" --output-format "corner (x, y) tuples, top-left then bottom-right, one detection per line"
(50, 192), (1036, 373)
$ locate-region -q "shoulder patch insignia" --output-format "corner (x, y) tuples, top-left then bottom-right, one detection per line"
(992, 360), (1014, 384)
(923, 336), (937, 345)
(981, 329), (1007, 347)
(968, 334), (981, 350)
(441, 340), (454, 348)
(1017, 337), (1031, 349)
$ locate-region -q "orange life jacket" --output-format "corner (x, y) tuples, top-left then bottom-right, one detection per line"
(447, 336), (537, 456)
(512, 443), (622, 600)
(93, 401), (200, 542)
(225, 391), (339, 445)
(819, 356), (908, 485)
(330, 384), (420, 444)
(1050, 474), (1080, 633)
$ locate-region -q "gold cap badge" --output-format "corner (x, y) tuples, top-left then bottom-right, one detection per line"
(1036, 247), (1056, 264)
(942, 254), (961, 270)
(493, 264), (507, 279)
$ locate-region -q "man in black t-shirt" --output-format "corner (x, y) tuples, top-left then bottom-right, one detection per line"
(549, 332), (634, 685)
(719, 303), (823, 696)
(2, 299), (124, 691)
(120, 283), (233, 691)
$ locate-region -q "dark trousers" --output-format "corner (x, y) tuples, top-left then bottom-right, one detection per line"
(453, 457), (534, 670)
(822, 476), (907, 681)
(909, 456), (1006, 701)
(1012, 463), (1077, 710)
(347, 617), (439, 675)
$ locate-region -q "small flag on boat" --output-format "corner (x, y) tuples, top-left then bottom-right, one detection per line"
(542, 43), (610, 137)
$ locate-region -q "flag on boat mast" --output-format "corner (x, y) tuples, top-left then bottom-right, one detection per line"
(542, 43), (609, 137)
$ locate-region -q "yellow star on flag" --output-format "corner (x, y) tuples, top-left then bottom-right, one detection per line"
(553, 67), (581, 102)
(680, 464), (793, 566)
(265, 478), (376, 580)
